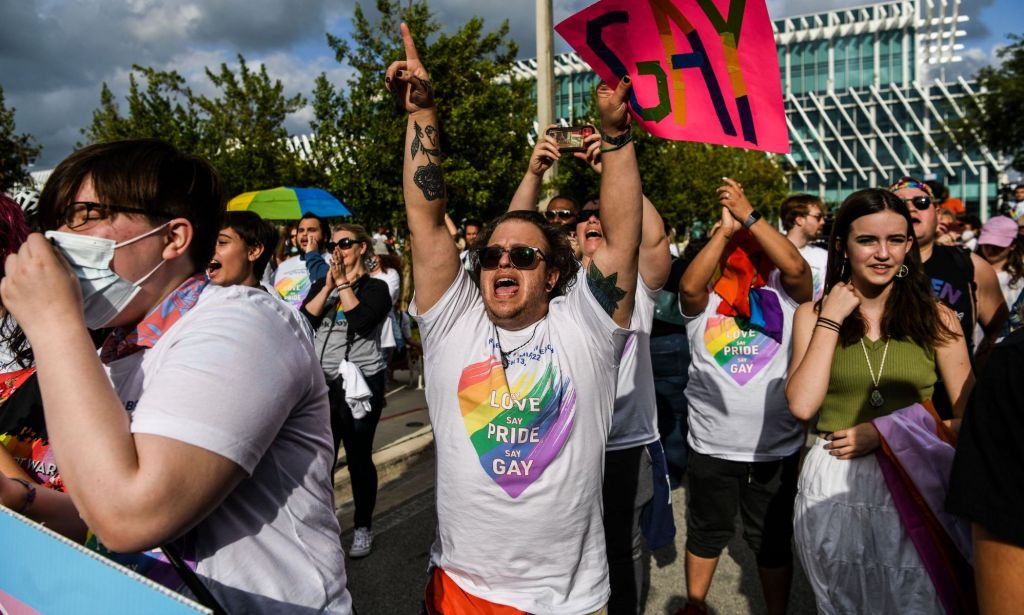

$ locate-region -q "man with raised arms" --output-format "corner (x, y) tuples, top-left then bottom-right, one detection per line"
(510, 133), (673, 613)
(386, 23), (642, 615)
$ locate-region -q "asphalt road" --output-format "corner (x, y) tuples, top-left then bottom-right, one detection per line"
(339, 444), (819, 615)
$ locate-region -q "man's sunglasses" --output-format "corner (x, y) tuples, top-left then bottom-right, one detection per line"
(901, 196), (933, 211)
(326, 238), (359, 251)
(476, 246), (546, 270)
(544, 209), (576, 222)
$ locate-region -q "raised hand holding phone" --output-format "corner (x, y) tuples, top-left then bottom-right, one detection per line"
(573, 133), (603, 174)
(528, 126), (562, 176)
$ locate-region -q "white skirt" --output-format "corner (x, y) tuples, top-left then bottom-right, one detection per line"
(793, 438), (944, 615)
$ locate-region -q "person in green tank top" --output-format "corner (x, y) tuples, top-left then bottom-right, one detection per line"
(785, 188), (974, 614)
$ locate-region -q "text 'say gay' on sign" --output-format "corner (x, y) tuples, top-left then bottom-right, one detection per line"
(555, 0), (789, 154)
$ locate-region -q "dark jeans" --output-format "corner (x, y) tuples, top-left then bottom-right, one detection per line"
(651, 333), (690, 484)
(327, 369), (387, 529)
(603, 445), (654, 615)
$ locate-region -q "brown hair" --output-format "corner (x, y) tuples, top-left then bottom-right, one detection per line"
(38, 139), (223, 271)
(780, 194), (823, 231)
(471, 210), (580, 299)
(821, 188), (957, 347)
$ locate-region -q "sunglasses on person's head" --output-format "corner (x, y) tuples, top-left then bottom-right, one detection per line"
(901, 196), (933, 211)
(476, 246), (546, 270)
(544, 209), (576, 222)
(326, 238), (359, 252)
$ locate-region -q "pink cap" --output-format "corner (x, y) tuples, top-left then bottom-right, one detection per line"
(978, 216), (1018, 248)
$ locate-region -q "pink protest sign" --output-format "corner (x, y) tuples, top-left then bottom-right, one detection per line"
(555, 0), (789, 154)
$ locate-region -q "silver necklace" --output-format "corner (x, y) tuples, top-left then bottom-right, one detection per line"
(494, 323), (539, 369)
(859, 337), (890, 408)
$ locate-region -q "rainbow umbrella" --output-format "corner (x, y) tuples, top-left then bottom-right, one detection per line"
(227, 186), (352, 220)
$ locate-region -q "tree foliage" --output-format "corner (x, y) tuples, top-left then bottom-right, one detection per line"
(317, 0), (534, 228)
(952, 34), (1024, 173)
(82, 57), (310, 197)
(553, 123), (789, 236)
(0, 85), (42, 193)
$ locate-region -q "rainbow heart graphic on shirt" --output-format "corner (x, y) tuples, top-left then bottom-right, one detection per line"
(275, 274), (311, 307)
(704, 315), (780, 385)
(457, 357), (574, 498)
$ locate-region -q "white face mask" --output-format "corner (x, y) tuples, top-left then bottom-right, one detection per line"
(960, 229), (975, 242)
(46, 223), (170, 329)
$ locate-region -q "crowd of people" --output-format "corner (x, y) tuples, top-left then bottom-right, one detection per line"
(0, 23), (1022, 615)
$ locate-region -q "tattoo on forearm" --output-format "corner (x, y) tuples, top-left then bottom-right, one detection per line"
(587, 262), (627, 317)
(411, 121), (445, 201)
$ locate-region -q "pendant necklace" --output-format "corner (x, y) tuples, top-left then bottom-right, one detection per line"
(494, 323), (539, 369)
(859, 337), (890, 408)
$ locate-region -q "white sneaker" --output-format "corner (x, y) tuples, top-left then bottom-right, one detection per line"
(349, 527), (373, 558)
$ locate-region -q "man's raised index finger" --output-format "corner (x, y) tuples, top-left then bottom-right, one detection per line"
(400, 22), (419, 62)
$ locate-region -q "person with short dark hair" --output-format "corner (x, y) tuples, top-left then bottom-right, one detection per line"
(781, 194), (828, 300)
(273, 211), (331, 308)
(0, 139), (352, 613)
(207, 211), (279, 289)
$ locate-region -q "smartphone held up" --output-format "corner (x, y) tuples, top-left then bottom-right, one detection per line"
(546, 125), (596, 153)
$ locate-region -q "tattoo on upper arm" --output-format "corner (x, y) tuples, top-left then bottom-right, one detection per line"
(411, 121), (445, 201)
(587, 262), (627, 317)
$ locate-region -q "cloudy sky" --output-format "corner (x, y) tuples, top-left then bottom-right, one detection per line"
(2, 0), (1019, 170)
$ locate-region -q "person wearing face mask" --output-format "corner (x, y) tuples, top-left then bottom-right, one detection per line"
(0, 139), (352, 613)
(301, 224), (391, 559)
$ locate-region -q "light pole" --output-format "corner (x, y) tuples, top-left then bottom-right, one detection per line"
(536, 0), (556, 200)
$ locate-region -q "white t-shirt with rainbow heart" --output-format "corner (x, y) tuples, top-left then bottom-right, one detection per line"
(682, 270), (804, 462)
(411, 267), (629, 614)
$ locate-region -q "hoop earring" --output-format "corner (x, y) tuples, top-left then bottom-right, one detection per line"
(896, 264), (909, 278)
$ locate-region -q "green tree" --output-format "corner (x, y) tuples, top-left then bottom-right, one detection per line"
(553, 125), (789, 236)
(951, 34), (1024, 172)
(0, 85), (42, 193)
(319, 0), (534, 228)
(82, 57), (312, 196)
(82, 68), (203, 151)
(195, 55), (308, 194)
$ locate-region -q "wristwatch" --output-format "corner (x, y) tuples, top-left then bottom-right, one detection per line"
(742, 210), (763, 229)
(600, 125), (632, 147)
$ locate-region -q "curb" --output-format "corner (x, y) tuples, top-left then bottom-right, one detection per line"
(333, 425), (435, 510)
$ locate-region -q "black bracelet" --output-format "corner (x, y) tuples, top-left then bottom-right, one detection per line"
(817, 316), (842, 329)
(600, 125), (632, 147)
(815, 320), (840, 333)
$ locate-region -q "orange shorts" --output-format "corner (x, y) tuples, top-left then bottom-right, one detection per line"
(424, 568), (526, 615)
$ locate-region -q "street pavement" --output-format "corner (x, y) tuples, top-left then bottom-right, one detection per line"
(334, 375), (819, 614)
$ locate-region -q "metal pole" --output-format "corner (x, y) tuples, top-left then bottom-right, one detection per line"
(536, 0), (556, 204)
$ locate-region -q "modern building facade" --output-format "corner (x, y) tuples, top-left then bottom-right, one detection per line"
(510, 0), (1006, 216)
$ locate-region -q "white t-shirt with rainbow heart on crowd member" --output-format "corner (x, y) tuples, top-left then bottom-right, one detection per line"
(273, 252), (332, 308)
(410, 267), (630, 614)
(682, 270), (804, 462)
(799, 244), (829, 302)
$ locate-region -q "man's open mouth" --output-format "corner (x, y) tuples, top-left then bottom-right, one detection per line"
(494, 277), (519, 298)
